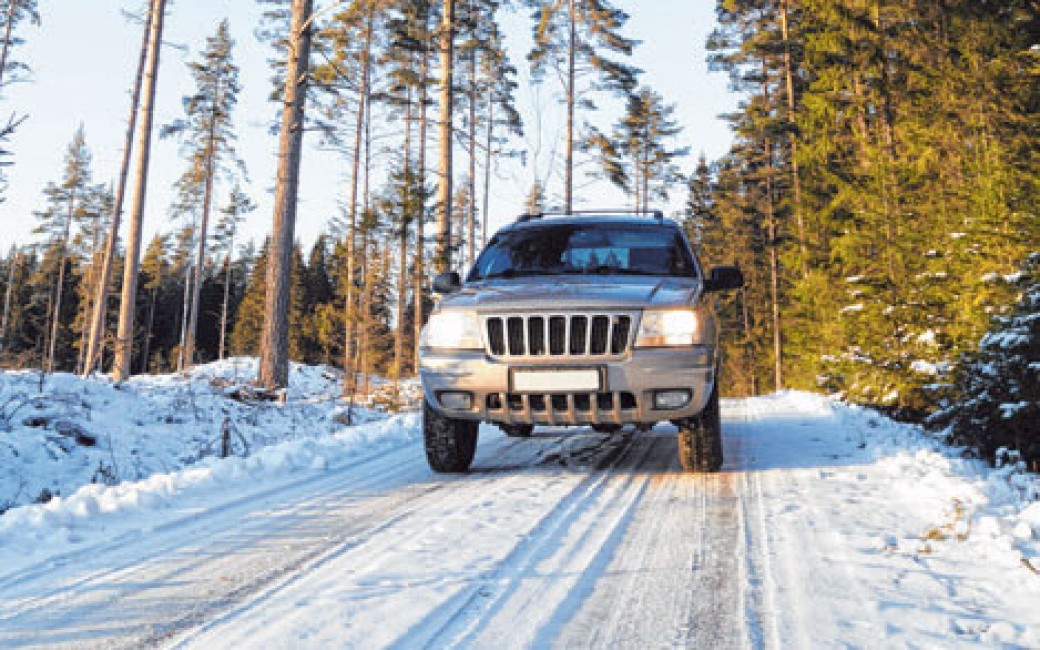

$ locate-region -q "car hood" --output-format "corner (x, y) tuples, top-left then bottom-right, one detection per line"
(438, 276), (703, 312)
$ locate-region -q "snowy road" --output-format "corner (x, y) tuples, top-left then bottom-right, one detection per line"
(1, 394), (1038, 648)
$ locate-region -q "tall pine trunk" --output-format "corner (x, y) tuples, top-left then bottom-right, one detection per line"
(183, 101), (221, 368)
(258, 0), (314, 390)
(113, 0), (167, 382)
(343, 9), (373, 398)
(564, 0), (576, 213)
(83, 2), (151, 376)
(219, 236), (234, 360)
(761, 66), (783, 391)
(177, 254), (192, 370)
(482, 96), (493, 247)
(466, 42), (477, 268)
(393, 86), (413, 386)
(0, 249), (19, 352)
(140, 284), (157, 374)
(434, 0), (454, 273)
(779, 0), (807, 277)
(46, 199), (75, 373)
(413, 44), (429, 375)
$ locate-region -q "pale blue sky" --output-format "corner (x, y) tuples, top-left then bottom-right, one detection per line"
(0, 0), (736, 254)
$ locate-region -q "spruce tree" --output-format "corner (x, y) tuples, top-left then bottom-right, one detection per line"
(231, 239), (269, 357)
(33, 127), (103, 372)
(933, 255), (1040, 467)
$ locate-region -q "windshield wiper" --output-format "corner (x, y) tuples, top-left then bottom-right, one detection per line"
(583, 266), (659, 276)
(478, 269), (562, 280)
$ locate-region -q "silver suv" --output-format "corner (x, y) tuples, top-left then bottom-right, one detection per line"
(419, 211), (743, 473)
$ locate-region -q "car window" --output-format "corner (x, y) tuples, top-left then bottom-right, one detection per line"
(468, 224), (697, 281)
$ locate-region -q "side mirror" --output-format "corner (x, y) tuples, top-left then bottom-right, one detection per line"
(703, 265), (744, 293)
(432, 271), (462, 294)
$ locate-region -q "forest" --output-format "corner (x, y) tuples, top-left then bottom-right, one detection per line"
(0, 1), (1037, 463)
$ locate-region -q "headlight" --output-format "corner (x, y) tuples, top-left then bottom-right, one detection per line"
(635, 309), (701, 347)
(420, 310), (483, 350)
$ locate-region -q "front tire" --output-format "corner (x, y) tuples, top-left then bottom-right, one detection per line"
(677, 380), (723, 472)
(424, 400), (479, 473)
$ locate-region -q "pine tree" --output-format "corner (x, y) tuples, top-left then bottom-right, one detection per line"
(588, 87), (686, 214)
(163, 18), (243, 370)
(82, 1), (153, 376)
(0, 0), (39, 91)
(526, 0), (639, 212)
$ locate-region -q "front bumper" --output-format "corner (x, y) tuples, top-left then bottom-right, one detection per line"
(420, 346), (716, 426)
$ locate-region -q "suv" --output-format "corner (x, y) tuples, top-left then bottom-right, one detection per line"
(419, 211), (743, 473)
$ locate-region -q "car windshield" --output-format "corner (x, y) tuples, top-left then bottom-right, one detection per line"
(467, 223), (698, 281)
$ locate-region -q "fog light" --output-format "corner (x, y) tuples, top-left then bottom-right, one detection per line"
(654, 389), (691, 410)
(439, 391), (473, 410)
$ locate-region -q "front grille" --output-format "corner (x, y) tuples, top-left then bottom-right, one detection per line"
(484, 313), (635, 358)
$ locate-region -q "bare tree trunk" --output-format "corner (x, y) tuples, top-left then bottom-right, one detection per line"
(740, 287), (756, 396)
(177, 253), (192, 371)
(219, 235), (234, 360)
(258, 0), (314, 390)
(780, 0), (807, 277)
(564, 0), (576, 213)
(184, 99), (221, 368)
(482, 96), (493, 247)
(760, 62), (784, 391)
(0, 0), (19, 91)
(83, 2), (151, 376)
(394, 87), (413, 386)
(0, 249), (18, 352)
(466, 41), (477, 268)
(343, 8), (374, 398)
(46, 200), (75, 373)
(413, 44), (429, 375)
(434, 0), (454, 273)
(140, 284), (156, 374)
(359, 82), (374, 395)
(113, 0), (167, 382)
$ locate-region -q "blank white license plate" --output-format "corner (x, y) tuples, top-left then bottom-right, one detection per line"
(512, 369), (601, 393)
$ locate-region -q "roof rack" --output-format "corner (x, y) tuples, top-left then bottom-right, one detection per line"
(517, 209), (664, 223)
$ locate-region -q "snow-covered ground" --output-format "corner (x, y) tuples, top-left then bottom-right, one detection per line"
(0, 358), (405, 517)
(0, 385), (1038, 647)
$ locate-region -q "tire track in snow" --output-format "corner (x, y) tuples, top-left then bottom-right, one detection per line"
(0, 428), (585, 648)
(389, 430), (647, 649)
(551, 425), (745, 649)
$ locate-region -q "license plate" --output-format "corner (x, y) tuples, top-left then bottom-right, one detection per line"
(512, 368), (602, 393)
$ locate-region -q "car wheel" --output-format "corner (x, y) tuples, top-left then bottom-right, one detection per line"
(677, 380), (723, 472)
(424, 399), (479, 473)
(591, 424), (622, 434)
(500, 424), (534, 438)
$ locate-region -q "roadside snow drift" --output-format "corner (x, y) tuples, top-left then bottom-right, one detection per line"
(0, 387), (1037, 648)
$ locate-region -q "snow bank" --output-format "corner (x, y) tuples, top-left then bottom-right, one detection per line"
(0, 358), (392, 516)
(0, 412), (420, 570)
(823, 395), (1040, 577)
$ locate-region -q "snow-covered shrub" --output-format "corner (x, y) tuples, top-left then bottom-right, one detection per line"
(931, 254), (1040, 467)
